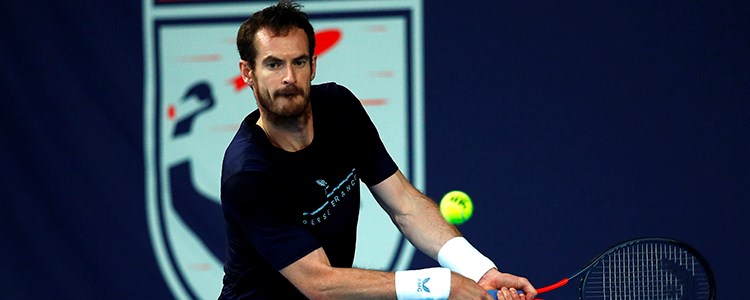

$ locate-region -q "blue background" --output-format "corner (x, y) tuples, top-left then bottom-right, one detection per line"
(2, 1), (747, 298)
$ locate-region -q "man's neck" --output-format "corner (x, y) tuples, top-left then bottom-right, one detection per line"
(257, 109), (314, 152)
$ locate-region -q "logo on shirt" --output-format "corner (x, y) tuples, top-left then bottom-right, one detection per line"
(303, 169), (358, 226)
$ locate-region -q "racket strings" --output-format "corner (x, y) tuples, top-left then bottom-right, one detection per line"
(582, 242), (711, 300)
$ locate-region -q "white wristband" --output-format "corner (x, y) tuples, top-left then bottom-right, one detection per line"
(437, 237), (497, 282)
(395, 267), (451, 300)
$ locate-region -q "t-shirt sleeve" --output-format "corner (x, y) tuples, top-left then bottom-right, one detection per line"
(338, 85), (399, 186)
(221, 171), (321, 271)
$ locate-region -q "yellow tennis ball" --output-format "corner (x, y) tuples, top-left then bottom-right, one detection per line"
(440, 190), (473, 225)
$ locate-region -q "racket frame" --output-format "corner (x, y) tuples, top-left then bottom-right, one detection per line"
(574, 237), (715, 300)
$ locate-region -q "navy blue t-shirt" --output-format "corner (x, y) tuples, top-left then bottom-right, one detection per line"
(219, 83), (398, 299)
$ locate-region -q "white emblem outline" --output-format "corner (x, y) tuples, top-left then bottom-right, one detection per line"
(144, 2), (424, 299)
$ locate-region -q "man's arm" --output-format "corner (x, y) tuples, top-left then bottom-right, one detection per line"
(279, 248), (395, 299)
(278, 170), (532, 300)
(280, 247), (492, 300)
(369, 170), (537, 299)
(368, 170), (460, 259)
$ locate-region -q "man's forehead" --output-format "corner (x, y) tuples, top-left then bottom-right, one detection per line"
(254, 27), (306, 44)
(254, 27), (309, 58)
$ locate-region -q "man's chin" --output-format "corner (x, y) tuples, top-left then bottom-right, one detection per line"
(273, 99), (310, 118)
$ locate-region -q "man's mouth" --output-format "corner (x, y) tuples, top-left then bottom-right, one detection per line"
(275, 86), (302, 99)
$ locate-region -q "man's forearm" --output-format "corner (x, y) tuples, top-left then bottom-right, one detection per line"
(295, 267), (396, 300)
(393, 190), (462, 259)
(281, 248), (457, 300)
(280, 248), (397, 299)
(370, 171), (462, 260)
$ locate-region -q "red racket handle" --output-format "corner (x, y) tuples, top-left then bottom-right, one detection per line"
(536, 278), (569, 293)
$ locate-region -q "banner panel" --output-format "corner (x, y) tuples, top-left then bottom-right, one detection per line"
(143, 1), (423, 298)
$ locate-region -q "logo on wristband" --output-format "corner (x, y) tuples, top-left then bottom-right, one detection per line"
(418, 277), (431, 293)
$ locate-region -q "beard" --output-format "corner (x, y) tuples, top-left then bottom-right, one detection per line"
(255, 83), (311, 125)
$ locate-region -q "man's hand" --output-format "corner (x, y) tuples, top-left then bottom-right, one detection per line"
(449, 272), (494, 300)
(477, 269), (537, 300)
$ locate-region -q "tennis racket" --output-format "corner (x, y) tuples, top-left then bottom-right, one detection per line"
(488, 237), (715, 300)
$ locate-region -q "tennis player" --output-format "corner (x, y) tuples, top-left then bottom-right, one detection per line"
(219, 2), (536, 299)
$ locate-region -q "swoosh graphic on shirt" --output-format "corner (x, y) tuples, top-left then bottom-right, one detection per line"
(302, 168), (356, 216)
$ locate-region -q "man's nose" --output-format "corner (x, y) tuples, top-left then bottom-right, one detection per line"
(282, 65), (297, 85)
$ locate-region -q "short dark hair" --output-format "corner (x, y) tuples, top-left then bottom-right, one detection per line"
(236, 1), (316, 68)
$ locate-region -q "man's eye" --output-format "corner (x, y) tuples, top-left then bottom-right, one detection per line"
(293, 60), (307, 67)
(266, 62), (280, 69)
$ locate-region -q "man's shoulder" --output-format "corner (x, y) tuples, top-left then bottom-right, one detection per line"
(312, 82), (355, 98)
(221, 115), (273, 185)
(311, 82), (360, 114)
(312, 81), (343, 92)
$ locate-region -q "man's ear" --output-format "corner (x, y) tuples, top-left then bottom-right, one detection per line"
(239, 60), (254, 86)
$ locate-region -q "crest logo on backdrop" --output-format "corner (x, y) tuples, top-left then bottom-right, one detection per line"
(143, 1), (424, 298)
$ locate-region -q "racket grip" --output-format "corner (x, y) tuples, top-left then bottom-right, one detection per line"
(487, 289), (535, 300)
(488, 290), (499, 300)
(487, 278), (568, 299)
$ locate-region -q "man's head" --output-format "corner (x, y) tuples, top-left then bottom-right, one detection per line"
(236, 1), (318, 123)
(236, 1), (316, 69)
